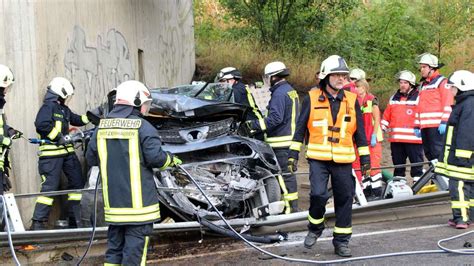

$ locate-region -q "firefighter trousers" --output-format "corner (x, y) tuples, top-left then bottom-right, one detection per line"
(448, 179), (474, 224)
(32, 154), (85, 224)
(421, 127), (444, 161)
(307, 159), (354, 247)
(105, 223), (153, 266)
(273, 148), (298, 212)
(390, 142), (424, 177)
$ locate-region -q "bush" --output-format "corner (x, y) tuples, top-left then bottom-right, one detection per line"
(195, 38), (322, 90)
(194, 0), (473, 108)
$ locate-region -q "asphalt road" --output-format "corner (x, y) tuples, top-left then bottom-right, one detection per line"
(152, 211), (474, 265)
(4, 201), (471, 265)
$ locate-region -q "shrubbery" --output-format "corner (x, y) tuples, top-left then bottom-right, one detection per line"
(194, 0), (473, 108)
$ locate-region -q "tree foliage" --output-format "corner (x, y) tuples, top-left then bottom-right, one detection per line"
(324, 2), (432, 81)
(219, 0), (358, 49)
(420, 0), (473, 59)
(194, 0), (473, 105)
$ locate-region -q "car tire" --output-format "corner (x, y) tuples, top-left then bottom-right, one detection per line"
(264, 177), (281, 203)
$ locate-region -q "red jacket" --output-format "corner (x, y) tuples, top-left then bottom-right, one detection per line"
(381, 89), (421, 144)
(358, 93), (380, 142)
(416, 71), (453, 129)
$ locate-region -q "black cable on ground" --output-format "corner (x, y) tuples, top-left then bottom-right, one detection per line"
(198, 216), (285, 244)
(76, 175), (100, 265)
(176, 164), (474, 264)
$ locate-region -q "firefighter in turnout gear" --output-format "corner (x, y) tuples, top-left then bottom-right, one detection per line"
(435, 70), (474, 229)
(30, 77), (90, 230)
(216, 67), (265, 140)
(216, 67), (264, 122)
(247, 61), (300, 213)
(86, 80), (182, 265)
(289, 55), (370, 257)
(381, 70), (424, 181)
(0, 65), (22, 229)
(416, 53), (453, 161)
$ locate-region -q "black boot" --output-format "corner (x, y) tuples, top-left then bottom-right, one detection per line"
(335, 244), (352, 257)
(68, 217), (78, 228)
(304, 231), (319, 248)
(30, 220), (47, 231)
(68, 202), (82, 228)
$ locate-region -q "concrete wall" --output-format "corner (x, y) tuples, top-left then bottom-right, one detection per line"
(0, 0), (195, 224)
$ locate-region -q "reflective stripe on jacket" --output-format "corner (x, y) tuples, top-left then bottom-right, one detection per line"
(417, 71), (453, 129)
(254, 81), (299, 148)
(435, 91), (474, 181)
(359, 93), (383, 142)
(305, 89), (367, 163)
(86, 106), (172, 225)
(381, 89), (422, 144)
(232, 81), (264, 124)
(0, 111), (11, 170)
(35, 91), (89, 158)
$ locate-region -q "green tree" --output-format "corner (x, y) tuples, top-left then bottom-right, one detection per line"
(219, 0), (358, 49)
(324, 2), (434, 79)
(420, 0), (473, 59)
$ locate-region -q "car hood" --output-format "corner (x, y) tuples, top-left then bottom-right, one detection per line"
(149, 92), (248, 121)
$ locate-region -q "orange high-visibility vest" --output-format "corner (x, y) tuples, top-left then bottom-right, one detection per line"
(306, 89), (358, 163)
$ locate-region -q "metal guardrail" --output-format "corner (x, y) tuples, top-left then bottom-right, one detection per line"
(0, 160), (441, 247)
(0, 191), (449, 246)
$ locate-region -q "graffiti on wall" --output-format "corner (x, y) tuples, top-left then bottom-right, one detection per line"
(154, 0), (194, 86)
(64, 26), (134, 110)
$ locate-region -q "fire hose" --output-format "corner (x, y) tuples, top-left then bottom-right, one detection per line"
(175, 164), (474, 264)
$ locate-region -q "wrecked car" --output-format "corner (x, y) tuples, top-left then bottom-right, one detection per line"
(83, 83), (284, 224)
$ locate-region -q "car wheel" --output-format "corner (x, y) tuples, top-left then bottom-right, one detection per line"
(264, 177), (281, 203)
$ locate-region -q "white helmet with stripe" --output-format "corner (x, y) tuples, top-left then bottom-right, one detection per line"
(48, 77), (74, 99)
(319, 55), (349, 79)
(447, 70), (474, 92)
(115, 80), (152, 107)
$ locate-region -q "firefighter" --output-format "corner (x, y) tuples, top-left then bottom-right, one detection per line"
(216, 67), (264, 122)
(416, 53), (453, 161)
(435, 70), (474, 229)
(289, 55), (370, 257)
(353, 78), (383, 199)
(381, 70), (424, 182)
(246, 61), (300, 213)
(86, 80), (182, 265)
(30, 77), (90, 230)
(0, 65), (22, 229)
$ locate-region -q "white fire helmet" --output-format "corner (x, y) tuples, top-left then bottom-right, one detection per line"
(349, 68), (366, 81)
(115, 80), (152, 107)
(264, 61), (289, 78)
(48, 77), (75, 99)
(0, 64), (15, 88)
(216, 67), (242, 82)
(397, 70), (417, 86)
(418, 53), (440, 68)
(447, 70), (474, 92)
(318, 55), (349, 79)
